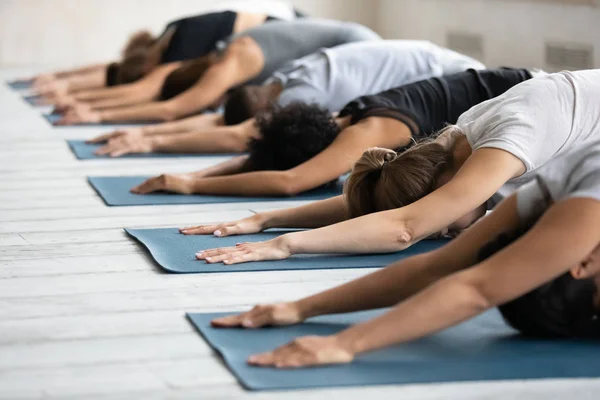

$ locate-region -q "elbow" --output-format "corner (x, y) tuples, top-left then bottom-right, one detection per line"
(447, 276), (495, 314)
(391, 218), (415, 249)
(277, 172), (302, 196)
(159, 101), (179, 122)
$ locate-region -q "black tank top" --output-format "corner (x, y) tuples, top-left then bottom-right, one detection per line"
(339, 68), (533, 140)
(160, 11), (239, 63)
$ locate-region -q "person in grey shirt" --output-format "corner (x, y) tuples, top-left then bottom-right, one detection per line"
(223, 40), (485, 124)
(55, 18), (380, 125)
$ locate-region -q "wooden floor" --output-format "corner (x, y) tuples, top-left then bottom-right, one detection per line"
(1, 68), (599, 400)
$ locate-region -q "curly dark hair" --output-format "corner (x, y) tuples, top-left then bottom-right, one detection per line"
(477, 228), (600, 338)
(248, 102), (340, 171)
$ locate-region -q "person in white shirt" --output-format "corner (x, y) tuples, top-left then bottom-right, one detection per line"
(185, 69), (600, 266)
(208, 139), (600, 368)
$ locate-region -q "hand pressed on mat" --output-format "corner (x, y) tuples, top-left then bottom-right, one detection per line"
(130, 173), (196, 194)
(180, 214), (268, 237)
(196, 236), (292, 264)
(94, 130), (154, 157)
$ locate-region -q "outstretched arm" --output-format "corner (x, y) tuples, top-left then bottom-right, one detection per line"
(212, 195), (519, 327)
(193, 147), (524, 264)
(72, 62), (182, 108)
(248, 197), (600, 368)
(181, 195), (350, 237)
(87, 114), (224, 145)
(132, 117), (412, 196)
(77, 43), (256, 124)
(92, 116), (248, 157)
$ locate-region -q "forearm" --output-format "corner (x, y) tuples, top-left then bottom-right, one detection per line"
(64, 69), (106, 93)
(296, 251), (461, 319)
(191, 171), (299, 196)
(142, 114), (224, 137)
(73, 84), (136, 102)
(284, 209), (412, 255)
(54, 63), (108, 79)
(187, 156), (250, 178)
(151, 127), (245, 153)
(264, 196), (349, 229)
(98, 101), (174, 123)
(336, 276), (488, 356)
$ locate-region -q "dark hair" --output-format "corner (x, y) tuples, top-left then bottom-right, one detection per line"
(248, 103), (340, 171)
(160, 55), (214, 100)
(477, 229), (600, 338)
(115, 31), (157, 84)
(224, 86), (270, 125)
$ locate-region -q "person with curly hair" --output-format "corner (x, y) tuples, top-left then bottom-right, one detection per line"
(18, 7), (298, 105)
(89, 40), (484, 157)
(205, 139), (600, 368)
(53, 19), (380, 125)
(181, 69), (600, 269)
(128, 68), (532, 197)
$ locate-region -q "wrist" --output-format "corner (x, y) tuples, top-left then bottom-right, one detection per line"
(334, 329), (365, 357)
(258, 211), (276, 229)
(148, 135), (165, 152)
(294, 298), (320, 320)
(277, 233), (298, 256)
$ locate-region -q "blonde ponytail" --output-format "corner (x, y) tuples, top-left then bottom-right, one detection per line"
(344, 140), (453, 218)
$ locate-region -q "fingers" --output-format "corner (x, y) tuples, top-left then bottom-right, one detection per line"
(210, 313), (246, 328)
(179, 224), (222, 235)
(195, 245), (240, 261)
(130, 177), (163, 194)
(53, 116), (71, 126)
(87, 131), (122, 144)
(211, 305), (279, 329)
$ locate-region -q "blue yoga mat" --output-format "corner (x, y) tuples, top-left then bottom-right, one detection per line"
(67, 140), (237, 160)
(23, 94), (44, 106)
(125, 228), (448, 273)
(44, 113), (146, 127)
(7, 80), (32, 90)
(188, 309), (600, 391)
(90, 176), (344, 206)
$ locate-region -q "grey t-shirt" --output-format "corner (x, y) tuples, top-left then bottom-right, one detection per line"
(219, 19), (381, 85)
(272, 40), (485, 112)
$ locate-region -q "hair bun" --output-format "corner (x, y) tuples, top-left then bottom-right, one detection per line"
(383, 150), (397, 165)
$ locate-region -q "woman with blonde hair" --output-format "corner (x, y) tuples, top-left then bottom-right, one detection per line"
(185, 69), (600, 266)
(210, 139), (600, 367)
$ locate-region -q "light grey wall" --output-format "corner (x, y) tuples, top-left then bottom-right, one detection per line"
(0, 0), (378, 67)
(376, 0), (599, 71)
(1, 0), (595, 70)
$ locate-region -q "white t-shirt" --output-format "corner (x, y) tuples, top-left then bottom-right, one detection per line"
(273, 40), (485, 112)
(515, 140), (600, 227)
(459, 69), (600, 207)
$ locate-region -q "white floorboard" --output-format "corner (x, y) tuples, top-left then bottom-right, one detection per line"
(1, 67), (597, 400)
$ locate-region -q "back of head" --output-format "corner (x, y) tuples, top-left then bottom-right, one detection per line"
(159, 55), (214, 100)
(116, 31), (157, 84)
(248, 102), (340, 171)
(477, 229), (600, 338)
(224, 86), (272, 125)
(121, 31), (156, 58)
(344, 141), (453, 218)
